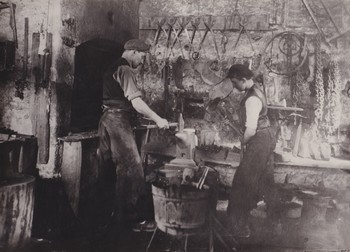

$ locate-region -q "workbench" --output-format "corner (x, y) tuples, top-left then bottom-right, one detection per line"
(274, 156), (350, 191)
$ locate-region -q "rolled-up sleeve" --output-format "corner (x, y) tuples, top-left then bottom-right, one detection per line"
(113, 66), (142, 101)
(245, 96), (262, 130)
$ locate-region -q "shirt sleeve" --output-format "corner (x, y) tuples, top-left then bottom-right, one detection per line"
(245, 96), (262, 130)
(113, 65), (142, 101)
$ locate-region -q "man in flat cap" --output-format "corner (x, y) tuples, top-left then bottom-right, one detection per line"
(97, 39), (169, 232)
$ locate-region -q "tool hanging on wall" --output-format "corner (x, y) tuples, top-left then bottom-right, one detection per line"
(189, 17), (201, 59)
(192, 15), (214, 60)
(263, 31), (309, 76)
(182, 17), (193, 51)
(7, 2), (18, 48)
(204, 16), (220, 61)
(220, 16), (228, 54)
(171, 17), (190, 49)
(233, 20), (254, 52)
(170, 17), (190, 59)
(163, 17), (177, 60)
(15, 17), (29, 99)
(152, 17), (166, 54)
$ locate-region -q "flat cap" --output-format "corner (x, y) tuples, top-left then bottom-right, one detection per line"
(124, 39), (150, 52)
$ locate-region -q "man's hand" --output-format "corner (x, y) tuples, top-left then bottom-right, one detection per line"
(156, 118), (169, 129)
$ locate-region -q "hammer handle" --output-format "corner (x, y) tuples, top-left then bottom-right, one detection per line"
(137, 122), (178, 129)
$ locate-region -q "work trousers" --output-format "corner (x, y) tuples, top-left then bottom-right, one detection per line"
(227, 127), (279, 225)
(97, 110), (146, 221)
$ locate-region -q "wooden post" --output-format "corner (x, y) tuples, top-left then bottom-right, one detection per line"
(60, 141), (82, 216)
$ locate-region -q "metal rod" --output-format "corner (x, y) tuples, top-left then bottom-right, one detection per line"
(184, 234), (188, 252)
(9, 3), (18, 48)
(319, 0), (341, 34)
(145, 226), (158, 252)
(301, 0), (328, 43)
(23, 17), (29, 79)
(136, 122), (178, 130)
(327, 28), (350, 43)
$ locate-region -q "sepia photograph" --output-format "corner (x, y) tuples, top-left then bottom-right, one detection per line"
(1, 0), (350, 251)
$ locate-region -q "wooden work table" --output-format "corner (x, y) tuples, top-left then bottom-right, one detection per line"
(274, 155), (350, 191)
(276, 155), (350, 171)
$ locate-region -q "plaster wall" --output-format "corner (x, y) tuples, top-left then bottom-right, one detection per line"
(0, 0), (51, 135)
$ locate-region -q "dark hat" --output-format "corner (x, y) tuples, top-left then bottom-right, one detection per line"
(124, 39), (150, 52)
(227, 64), (254, 80)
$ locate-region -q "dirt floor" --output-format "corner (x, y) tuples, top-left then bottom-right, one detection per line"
(7, 178), (349, 252)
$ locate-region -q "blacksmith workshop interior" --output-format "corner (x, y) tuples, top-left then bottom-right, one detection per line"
(1, 0), (350, 251)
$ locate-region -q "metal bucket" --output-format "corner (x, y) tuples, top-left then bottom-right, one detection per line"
(152, 185), (209, 236)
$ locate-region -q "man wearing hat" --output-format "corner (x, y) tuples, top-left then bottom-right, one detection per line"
(97, 39), (169, 232)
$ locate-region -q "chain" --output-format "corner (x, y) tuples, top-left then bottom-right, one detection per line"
(314, 34), (324, 137)
(323, 60), (342, 138)
(324, 62), (334, 136)
(329, 60), (342, 137)
(292, 70), (303, 107)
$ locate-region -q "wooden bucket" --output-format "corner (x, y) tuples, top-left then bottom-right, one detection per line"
(152, 185), (209, 236)
(0, 175), (35, 250)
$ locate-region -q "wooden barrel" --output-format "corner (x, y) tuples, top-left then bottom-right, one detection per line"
(152, 185), (209, 236)
(0, 175), (35, 250)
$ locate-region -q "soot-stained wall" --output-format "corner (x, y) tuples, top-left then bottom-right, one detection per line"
(0, 0), (139, 178)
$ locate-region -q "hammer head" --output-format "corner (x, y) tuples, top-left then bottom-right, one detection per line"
(288, 112), (307, 119)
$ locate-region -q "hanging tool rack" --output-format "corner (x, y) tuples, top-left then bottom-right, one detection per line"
(142, 14), (270, 61)
(140, 15), (270, 32)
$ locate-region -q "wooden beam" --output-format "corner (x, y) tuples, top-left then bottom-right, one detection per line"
(0, 3), (10, 10)
(327, 28), (350, 43)
(301, 0), (328, 45)
(319, 0), (341, 34)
